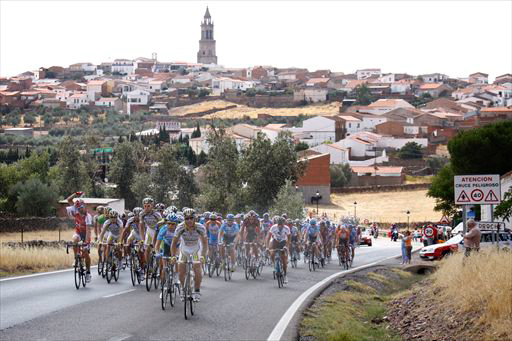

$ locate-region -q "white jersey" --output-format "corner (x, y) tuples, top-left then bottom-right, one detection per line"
(139, 211), (162, 231)
(174, 222), (207, 248)
(102, 218), (124, 238)
(269, 225), (290, 242)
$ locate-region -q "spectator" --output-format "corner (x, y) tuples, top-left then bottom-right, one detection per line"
(464, 219), (481, 257)
(400, 233), (407, 264)
(405, 230), (413, 264)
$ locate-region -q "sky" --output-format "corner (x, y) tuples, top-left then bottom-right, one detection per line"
(1, 0), (511, 80)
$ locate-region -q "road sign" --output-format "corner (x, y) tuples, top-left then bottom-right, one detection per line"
(454, 175), (501, 205)
(439, 215), (450, 224)
(423, 226), (435, 238)
(477, 221), (503, 231)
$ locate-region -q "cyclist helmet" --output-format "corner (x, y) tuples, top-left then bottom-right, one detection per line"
(282, 213), (288, 219)
(132, 207), (143, 216)
(121, 212), (127, 220)
(168, 205), (178, 213)
(96, 205), (104, 214)
(109, 210), (119, 219)
(210, 213), (217, 220)
(272, 215), (279, 224)
(277, 216), (286, 225)
(286, 218), (293, 225)
(310, 219), (317, 225)
(263, 213), (269, 220)
(226, 213), (235, 220)
(183, 208), (196, 219)
(155, 203), (165, 211)
(127, 212), (135, 219)
(319, 220), (326, 226)
(142, 197), (154, 205)
(166, 213), (179, 223)
(177, 214), (184, 223)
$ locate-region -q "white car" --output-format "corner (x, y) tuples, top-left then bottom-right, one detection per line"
(419, 234), (462, 260)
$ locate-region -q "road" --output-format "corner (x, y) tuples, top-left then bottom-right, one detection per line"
(0, 238), (419, 340)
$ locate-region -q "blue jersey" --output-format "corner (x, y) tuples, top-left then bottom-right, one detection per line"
(307, 225), (319, 237)
(220, 222), (239, 239)
(157, 224), (175, 246)
(206, 221), (221, 245)
(349, 227), (357, 242)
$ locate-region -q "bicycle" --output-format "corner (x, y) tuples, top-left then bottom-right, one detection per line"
(183, 255), (196, 320)
(66, 242), (88, 290)
(97, 243), (104, 277)
(337, 243), (349, 270)
(272, 247), (286, 288)
(290, 242), (299, 269)
(207, 246), (221, 278)
(244, 244), (258, 280)
(160, 256), (179, 311)
(308, 243), (319, 272)
(146, 248), (160, 292)
(103, 242), (122, 284)
(347, 244), (354, 268)
(129, 243), (143, 286)
(223, 243), (234, 281)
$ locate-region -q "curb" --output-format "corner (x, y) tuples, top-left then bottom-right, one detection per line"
(267, 246), (422, 341)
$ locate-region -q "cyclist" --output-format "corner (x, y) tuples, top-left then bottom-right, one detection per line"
(319, 220), (329, 261)
(336, 224), (350, 262)
(170, 208), (207, 302)
(122, 208), (143, 266)
(98, 210), (124, 270)
(94, 205), (107, 268)
(266, 216), (291, 284)
(261, 213), (273, 237)
(205, 213), (221, 265)
(289, 220), (301, 261)
(235, 213), (242, 227)
(66, 192), (93, 283)
(155, 203), (166, 216)
(240, 210), (262, 262)
(155, 213), (179, 284)
(349, 225), (357, 260)
(219, 213), (240, 271)
(304, 219), (322, 262)
(138, 197), (162, 271)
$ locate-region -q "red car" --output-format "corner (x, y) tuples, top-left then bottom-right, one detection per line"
(419, 234), (462, 260)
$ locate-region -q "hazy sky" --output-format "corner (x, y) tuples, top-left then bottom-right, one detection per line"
(1, 1), (511, 79)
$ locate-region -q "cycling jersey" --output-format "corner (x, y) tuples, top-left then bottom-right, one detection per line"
(96, 214), (107, 227)
(102, 218), (123, 238)
(139, 211), (162, 231)
(125, 217), (139, 233)
(157, 224), (175, 246)
(349, 227), (357, 243)
(174, 222), (207, 249)
(261, 220), (272, 235)
(220, 222), (239, 244)
(244, 218), (260, 242)
(290, 226), (299, 242)
(337, 227), (349, 240)
(269, 225), (290, 242)
(66, 206), (93, 235)
(206, 220), (221, 245)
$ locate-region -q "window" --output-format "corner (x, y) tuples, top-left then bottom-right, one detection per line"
(348, 123), (352, 128)
(357, 123), (360, 128)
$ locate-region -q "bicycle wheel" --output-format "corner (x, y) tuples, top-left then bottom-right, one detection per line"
(224, 259), (228, 282)
(114, 259), (120, 282)
(216, 259), (221, 277)
(106, 258), (112, 284)
(74, 257), (80, 290)
(97, 250), (103, 276)
(130, 255), (137, 286)
(81, 259), (86, 288)
(208, 259), (213, 278)
(161, 270), (168, 310)
(169, 271), (176, 308)
(153, 262), (160, 290)
(184, 284), (188, 320)
(146, 257), (153, 292)
(244, 258), (249, 280)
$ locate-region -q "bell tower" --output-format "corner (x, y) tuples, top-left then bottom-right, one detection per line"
(197, 6), (218, 64)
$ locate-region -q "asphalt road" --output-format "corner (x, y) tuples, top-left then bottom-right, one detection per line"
(0, 238), (417, 340)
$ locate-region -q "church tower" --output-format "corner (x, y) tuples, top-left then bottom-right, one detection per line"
(197, 6), (217, 64)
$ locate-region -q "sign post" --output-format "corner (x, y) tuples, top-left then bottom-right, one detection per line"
(454, 174), (501, 236)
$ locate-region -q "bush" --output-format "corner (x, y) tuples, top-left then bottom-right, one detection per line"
(269, 180), (305, 220)
(330, 164), (352, 187)
(11, 178), (58, 217)
(398, 142), (423, 159)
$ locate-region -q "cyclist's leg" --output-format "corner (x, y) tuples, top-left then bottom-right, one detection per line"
(143, 228), (155, 268)
(253, 241), (259, 260)
(281, 243), (288, 274)
(229, 244), (236, 266)
(192, 251), (202, 290)
(269, 240), (277, 263)
(177, 250), (187, 286)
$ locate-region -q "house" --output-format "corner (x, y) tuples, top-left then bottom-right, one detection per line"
(189, 129), (251, 154)
(468, 72), (488, 84)
(293, 87), (329, 103)
(365, 98), (414, 115)
(306, 78), (330, 88)
(420, 73), (448, 83)
(296, 153), (330, 204)
(494, 73), (512, 86)
(66, 92), (88, 109)
(211, 77), (256, 95)
(3, 127), (33, 137)
(286, 116), (339, 146)
(310, 143), (349, 165)
(0, 91), (23, 107)
(340, 79), (368, 93)
(57, 198), (125, 218)
(86, 80), (107, 102)
(390, 82), (411, 95)
(383, 107), (423, 123)
(481, 170), (512, 231)
(95, 97), (122, 110)
(349, 166), (404, 187)
(479, 107), (512, 122)
(356, 68), (381, 80)
(417, 83), (452, 98)
(423, 98), (468, 113)
(337, 115), (363, 137)
(112, 59), (135, 75)
(69, 63), (96, 72)
(414, 111), (463, 127)
(375, 121), (407, 136)
(126, 89), (151, 115)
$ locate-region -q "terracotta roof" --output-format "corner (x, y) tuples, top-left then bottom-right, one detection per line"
(87, 80), (106, 85)
(0, 91), (20, 96)
(469, 72), (488, 77)
(338, 115), (361, 121)
(325, 144), (348, 151)
(419, 83), (443, 90)
(480, 107), (512, 112)
(368, 99), (413, 108)
(97, 97), (117, 102)
(351, 166), (403, 175)
(306, 78), (330, 84)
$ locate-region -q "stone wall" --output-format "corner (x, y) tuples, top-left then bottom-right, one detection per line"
(0, 217), (73, 233)
(331, 183), (430, 194)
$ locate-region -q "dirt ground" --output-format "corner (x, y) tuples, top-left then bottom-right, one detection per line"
(305, 189), (439, 223)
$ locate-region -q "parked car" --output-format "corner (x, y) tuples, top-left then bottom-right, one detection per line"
(419, 234), (461, 260)
(457, 230), (511, 252)
(359, 229), (372, 247)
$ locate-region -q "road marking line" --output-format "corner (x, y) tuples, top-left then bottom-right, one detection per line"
(103, 289), (136, 298)
(108, 334), (132, 341)
(0, 266), (98, 282)
(267, 250), (421, 341)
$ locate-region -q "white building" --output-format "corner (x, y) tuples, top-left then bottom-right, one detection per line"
(481, 170), (512, 231)
(310, 143), (349, 164)
(293, 88), (329, 103)
(356, 68), (381, 80)
(468, 72), (488, 84)
(211, 77), (257, 95)
(66, 93), (88, 109)
(286, 116), (336, 147)
(112, 59), (135, 75)
(86, 80), (106, 102)
(365, 99), (414, 115)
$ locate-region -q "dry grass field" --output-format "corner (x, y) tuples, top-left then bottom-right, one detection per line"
(169, 100), (341, 119)
(0, 229), (70, 243)
(306, 189), (439, 223)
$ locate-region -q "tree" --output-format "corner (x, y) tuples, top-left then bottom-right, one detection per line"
(294, 141), (309, 152)
(197, 150), (208, 166)
(426, 156), (449, 174)
(11, 177), (58, 217)
(269, 180), (305, 220)
(238, 131), (305, 212)
(398, 142), (423, 159)
(198, 88), (210, 98)
(191, 123), (202, 138)
(55, 137), (84, 196)
(427, 164), (455, 214)
(24, 113), (36, 125)
(495, 189), (512, 223)
(330, 163), (352, 187)
(131, 172), (153, 208)
(353, 84), (374, 105)
(109, 142), (137, 208)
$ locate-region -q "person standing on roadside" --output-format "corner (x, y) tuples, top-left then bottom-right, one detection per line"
(464, 219), (481, 257)
(399, 233), (407, 264)
(405, 230), (413, 264)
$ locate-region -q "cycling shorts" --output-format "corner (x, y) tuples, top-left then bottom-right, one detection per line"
(308, 235), (318, 244)
(338, 238), (348, 248)
(161, 243), (171, 257)
(107, 232), (119, 244)
(270, 239), (287, 251)
(144, 228), (156, 246)
(178, 245), (200, 264)
(291, 235), (298, 243)
(246, 232), (258, 243)
(221, 235), (236, 245)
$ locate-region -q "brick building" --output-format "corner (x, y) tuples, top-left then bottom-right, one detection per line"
(296, 153), (331, 204)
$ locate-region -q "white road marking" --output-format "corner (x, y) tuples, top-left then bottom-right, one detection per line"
(0, 266), (98, 282)
(267, 248), (421, 341)
(108, 334), (132, 341)
(103, 289), (136, 298)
